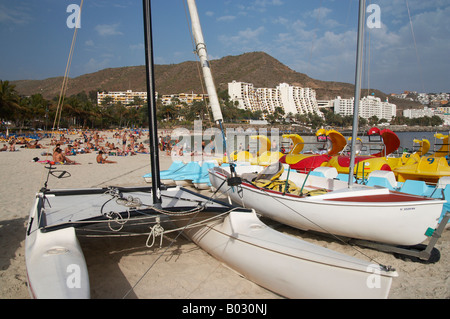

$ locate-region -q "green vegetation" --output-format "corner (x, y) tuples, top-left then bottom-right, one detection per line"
(0, 80), (443, 131)
(1, 80), (150, 130)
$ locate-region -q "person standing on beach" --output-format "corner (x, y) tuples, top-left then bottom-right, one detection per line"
(122, 132), (127, 152)
(9, 139), (16, 152)
(130, 133), (135, 151)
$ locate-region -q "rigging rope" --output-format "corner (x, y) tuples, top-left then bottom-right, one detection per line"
(183, 0), (214, 126)
(306, 0), (323, 77)
(39, 0), (84, 179)
(183, 0), (229, 163)
(146, 216), (165, 248)
(121, 173), (235, 298)
(365, 0), (372, 97)
(405, 0), (426, 93)
(53, 0), (84, 131)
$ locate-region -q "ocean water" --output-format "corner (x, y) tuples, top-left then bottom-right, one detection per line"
(275, 130), (450, 156)
(395, 131), (450, 154)
(165, 127), (450, 157)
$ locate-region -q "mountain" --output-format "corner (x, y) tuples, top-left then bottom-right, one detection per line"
(11, 51), (420, 111)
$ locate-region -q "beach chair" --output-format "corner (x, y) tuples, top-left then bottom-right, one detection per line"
(159, 161), (186, 178)
(366, 177), (396, 190)
(439, 184), (450, 225)
(336, 173), (356, 183)
(171, 161), (202, 183)
(366, 171), (397, 190)
(190, 162), (217, 189)
(399, 179), (429, 196)
(143, 161), (185, 178)
(311, 167), (338, 179)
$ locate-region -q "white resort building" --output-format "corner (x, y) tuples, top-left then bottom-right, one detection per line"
(97, 90), (148, 106)
(97, 90), (209, 108)
(333, 95), (396, 121)
(228, 81), (323, 117)
(160, 93), (208, 106)
(403, 107), (436, 119)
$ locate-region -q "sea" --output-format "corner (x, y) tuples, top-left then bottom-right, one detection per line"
(162, 126), (450, 156)
(395, 131), (450, 154)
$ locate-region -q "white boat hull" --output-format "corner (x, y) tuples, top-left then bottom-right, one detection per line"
(25, 196), (90, 298)
(209, 166), (445, 246)
(25, 186), (235, 299)
(26, 184), (397, 299)
(192, 182), (212, 190)
(174, 180), (192, 187)
(173, 210), (397, 299)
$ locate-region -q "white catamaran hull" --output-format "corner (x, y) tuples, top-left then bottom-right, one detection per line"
(26, 201), (90, 299)
(25, 186), (238, 299)
(209, 166), (445, 246)
(26, 185), (397, 299)
(173, 210), (397, 299)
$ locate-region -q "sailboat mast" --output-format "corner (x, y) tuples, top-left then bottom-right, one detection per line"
(348, 0), (366, 187)
(142, 0), (162, 204)
(186, 0), (235, 166)
(186, 0), (224, 124)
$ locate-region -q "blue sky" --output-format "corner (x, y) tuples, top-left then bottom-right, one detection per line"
(0, 0), (449, 95)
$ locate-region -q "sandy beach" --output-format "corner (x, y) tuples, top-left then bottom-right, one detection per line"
(0, 131), (449, 299)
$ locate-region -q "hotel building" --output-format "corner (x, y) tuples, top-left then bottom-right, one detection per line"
(97, 90), (208, 108)
(160, 93), (208, 106)
(97, 90), (148, 106)
(228, 81), (323, 117)
(333, 95), (396, 121)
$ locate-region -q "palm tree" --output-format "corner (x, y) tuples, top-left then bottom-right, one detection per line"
(156, 103), (176, 122)
(0, 80), (20, 122)
(252, 110), (263, 120)
(20, 94), (49, 128)
(130, 96), (145, 108)
(183, 101), (203, 122)
(369, 115), (379, 126)
(273, 107), (285, 122)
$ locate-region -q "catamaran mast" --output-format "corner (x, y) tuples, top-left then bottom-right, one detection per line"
(142, 0), (162, 205)
(186, 0), (235, 165)
(348, 0), (366, 187)
(186, 0), (224, 124)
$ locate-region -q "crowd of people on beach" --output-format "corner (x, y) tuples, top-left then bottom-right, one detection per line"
(1, 128), (258, 164)
(159, 133), (218, 158)
(1, 129), (152, 165)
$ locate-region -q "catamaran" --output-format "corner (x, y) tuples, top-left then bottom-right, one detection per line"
(25, 0), (398, 299)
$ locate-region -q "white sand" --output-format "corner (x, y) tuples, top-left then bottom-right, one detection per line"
(0, 132), (449, 299)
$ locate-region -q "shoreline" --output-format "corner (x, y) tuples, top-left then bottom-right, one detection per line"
(0, 131), (448, 299)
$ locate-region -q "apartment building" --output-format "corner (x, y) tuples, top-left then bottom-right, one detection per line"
(97, 90), (148, 106)
(228, 81), (260, 112)
(403, 107), (436, 118)
(160, 93), (208, 106)
(333, 95), (396, 121)
(228, 81), (323, 117)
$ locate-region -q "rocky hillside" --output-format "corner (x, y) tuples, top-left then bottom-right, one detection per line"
(11, 51), (421, 112)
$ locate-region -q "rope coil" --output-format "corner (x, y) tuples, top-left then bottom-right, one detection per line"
(146, 216), (165, 248)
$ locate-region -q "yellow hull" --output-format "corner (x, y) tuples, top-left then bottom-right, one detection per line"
(325, 155), (393, 179)
(394, 156), (450, 183)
